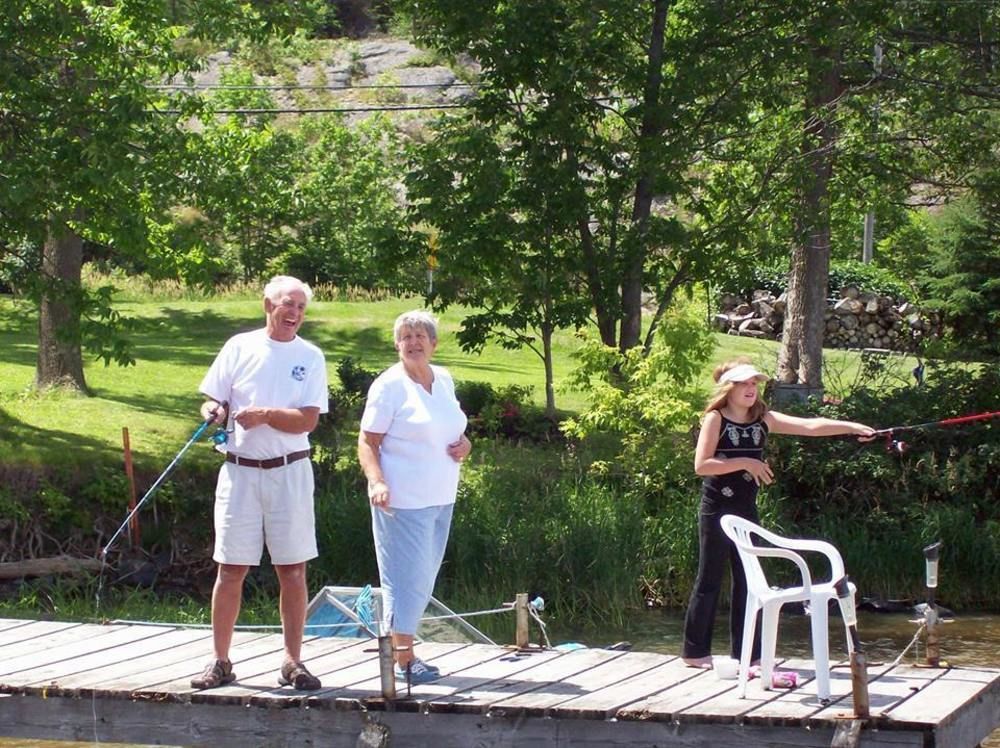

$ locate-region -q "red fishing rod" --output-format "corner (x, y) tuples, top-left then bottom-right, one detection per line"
(874, 410), (1000, 453)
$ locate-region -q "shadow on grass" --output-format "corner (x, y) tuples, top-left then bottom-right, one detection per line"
(0, 406), (113, 470)
(128, 308), (262, 366)
(89, 389), (206, 423)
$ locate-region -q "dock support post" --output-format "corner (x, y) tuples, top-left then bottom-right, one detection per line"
(515, 592), (529, 649)
(835, 577), (869, 719)
(923, 542), (942, 667)
(377, 635), (396, 701)
(849, 651), (870, 719)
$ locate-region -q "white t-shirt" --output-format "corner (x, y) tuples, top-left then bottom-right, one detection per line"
(200, 328), (329, 459)
(360, 362), (468, 510)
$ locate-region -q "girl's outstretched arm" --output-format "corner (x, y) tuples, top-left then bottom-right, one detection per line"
(766, 411), (875, 440)
(695, 410), (774, 484)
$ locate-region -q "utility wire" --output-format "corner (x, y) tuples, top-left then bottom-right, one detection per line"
(151, 82), (479, 90)
(148, 103), (470, 114)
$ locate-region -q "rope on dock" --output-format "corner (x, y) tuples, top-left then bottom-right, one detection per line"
(888, 621), (926, 668)
(110, 602), (523, 632)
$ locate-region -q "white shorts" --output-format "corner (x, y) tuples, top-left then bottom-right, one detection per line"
(212, 458), (317, 566)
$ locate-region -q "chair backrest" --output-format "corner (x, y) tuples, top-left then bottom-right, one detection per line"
(721, 514), (848, 597)
(720, 514), (773, 596)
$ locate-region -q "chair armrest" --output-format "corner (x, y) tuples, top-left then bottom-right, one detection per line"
(747, 527), (846, 581)
(738, 545), (814, 590)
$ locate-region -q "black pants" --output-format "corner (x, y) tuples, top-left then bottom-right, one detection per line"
(682, 493), (762, 662)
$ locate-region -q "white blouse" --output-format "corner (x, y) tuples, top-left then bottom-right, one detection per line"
(360, 362), (468, 510)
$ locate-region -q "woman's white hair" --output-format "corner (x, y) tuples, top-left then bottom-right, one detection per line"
(393, 309), (438, 343)
(263, 275), (313, 303)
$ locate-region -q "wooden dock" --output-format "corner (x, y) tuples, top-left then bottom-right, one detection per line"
(0, 617), (997, 747)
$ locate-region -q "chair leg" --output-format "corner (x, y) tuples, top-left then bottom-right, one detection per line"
(760, 602), (781, 691)
(810, 597), (831, 701)
(737, 597), (758, 699)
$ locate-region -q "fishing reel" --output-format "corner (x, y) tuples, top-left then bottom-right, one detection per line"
(884, 434), (909, 455)
(210, 427), (233, 445)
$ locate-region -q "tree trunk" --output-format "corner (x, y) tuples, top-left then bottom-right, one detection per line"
(777, 46), (842, 388)
(541, 318), (556, 420)
(36, 217), (87, 392)
(621, 0), (671, 353)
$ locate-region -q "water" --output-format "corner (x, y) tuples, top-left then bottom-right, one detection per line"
(2, 609), (997, 747)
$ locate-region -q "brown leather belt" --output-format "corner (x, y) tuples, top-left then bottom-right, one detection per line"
(225, 449), (311, 469)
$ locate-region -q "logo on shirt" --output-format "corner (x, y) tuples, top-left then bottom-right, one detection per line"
(291, 365), (306, 381)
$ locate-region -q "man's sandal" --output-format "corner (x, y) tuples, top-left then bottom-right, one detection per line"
(278, 660), (322, 690)
(190, 658), (236, 689)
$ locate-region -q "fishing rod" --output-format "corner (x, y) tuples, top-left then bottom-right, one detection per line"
(100, 402), (227, 560)
(874, 410), (1000, 454)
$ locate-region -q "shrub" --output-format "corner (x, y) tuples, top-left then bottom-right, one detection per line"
(764, 362), (1000, 606)
(718, 259), (911, 302)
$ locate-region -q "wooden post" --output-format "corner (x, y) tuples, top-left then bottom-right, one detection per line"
(925, 606), (941, 667)
(514, 593), (529, 649)
(122, 427), (140, 549)
(850, 651), (870, 719)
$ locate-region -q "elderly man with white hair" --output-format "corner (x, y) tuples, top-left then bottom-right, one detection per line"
(358, 310), (472, 685)
(191, 275), (329, 691)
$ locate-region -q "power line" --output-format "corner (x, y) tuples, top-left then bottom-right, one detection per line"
(151, 82), (478, 91)
(148, 103), (471, 114)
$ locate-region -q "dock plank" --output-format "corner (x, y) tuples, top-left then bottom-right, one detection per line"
(810, 662), (944, 723)
(0, 620), (85, 651)
(0, 618), (996, 748)
(548, 655), (697, 719)
(747, 658), (897, 723)
(0, 623), (175, 683)
(492, 650), (670, 717)
(320, 641), (479, 707)
(620, 659), (781, 722)
(421, 646), (569, 713)
(484, 648), (632, 715)
(883, 666), (1000, 725)
(25, 627), (211, 691)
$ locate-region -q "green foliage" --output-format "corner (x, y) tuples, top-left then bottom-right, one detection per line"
(337, 356), (379, 397)
(442, 444), (648, 623)
(282, 115), (412, 289)
(919, 187), (1000, 357)
(564, 305), (715, 492)
(719, 260), (910, 302)
(453, 380), (558, 442)
(828, 261), (912, 303)
(210, 64), (277, 118)
(765, 362), (1000, 606)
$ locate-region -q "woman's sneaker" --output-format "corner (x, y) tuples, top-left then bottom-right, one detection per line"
(394, 658), (441, 684)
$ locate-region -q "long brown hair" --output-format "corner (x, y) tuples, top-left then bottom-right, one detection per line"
(702, 357), (769, 422)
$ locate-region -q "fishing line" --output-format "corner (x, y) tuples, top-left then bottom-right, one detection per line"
(94, 403), (227, 616)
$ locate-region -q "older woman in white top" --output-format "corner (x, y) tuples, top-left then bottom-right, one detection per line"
(357, 310), (471, 684)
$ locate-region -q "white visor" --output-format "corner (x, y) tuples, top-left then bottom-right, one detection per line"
(719, 364), (768, 384)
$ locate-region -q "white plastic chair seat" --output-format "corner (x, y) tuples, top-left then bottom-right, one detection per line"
(720, 514), (855, 702)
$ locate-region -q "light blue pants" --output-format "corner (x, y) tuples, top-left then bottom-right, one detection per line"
(371, 503), (454, 636)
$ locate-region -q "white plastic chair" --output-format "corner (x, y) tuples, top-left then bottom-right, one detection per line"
(720, 514), (855, 702)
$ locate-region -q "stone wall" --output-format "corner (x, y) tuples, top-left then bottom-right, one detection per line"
(714, 286), (939, 352)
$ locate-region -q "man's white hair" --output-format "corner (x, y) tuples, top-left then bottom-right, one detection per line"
(393, 310), (438, 343)
(263, 275), (313, 303)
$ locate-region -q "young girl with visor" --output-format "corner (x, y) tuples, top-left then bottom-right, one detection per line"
(681, 358), (875, 668)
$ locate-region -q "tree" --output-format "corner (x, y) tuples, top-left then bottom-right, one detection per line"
(731, 1), (1000, 386)
(291, 115), (411, 289)
(408, 117), (592, 416)
(0, 0), (317, 391)
(921, 175), (1000, 357)
(400, 0), (802, 373)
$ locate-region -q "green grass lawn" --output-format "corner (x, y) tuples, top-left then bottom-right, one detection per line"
(0, 292), (920, 471)
(0, 294), (590, 471)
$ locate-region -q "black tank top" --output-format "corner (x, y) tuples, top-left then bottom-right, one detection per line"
(702, 413), (769, 502)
